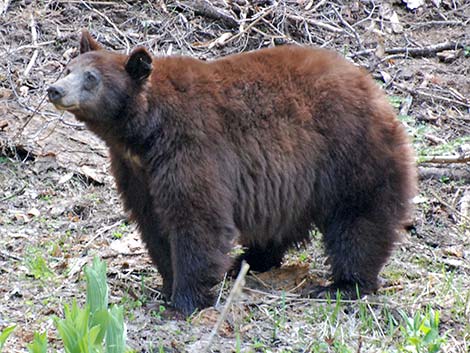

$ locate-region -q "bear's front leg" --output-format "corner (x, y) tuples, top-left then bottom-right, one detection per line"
(168, 223), (234, 317)
(145, 235), (173, 299)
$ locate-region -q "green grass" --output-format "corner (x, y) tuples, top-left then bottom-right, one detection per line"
(418, 136), (470, 160)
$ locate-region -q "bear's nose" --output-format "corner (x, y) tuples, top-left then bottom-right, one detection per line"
(47, 85), (65, 103)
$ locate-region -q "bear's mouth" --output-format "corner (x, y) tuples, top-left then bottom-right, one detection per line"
(52, 102), (80, 111)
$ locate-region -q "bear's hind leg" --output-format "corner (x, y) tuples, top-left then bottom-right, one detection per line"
(233, 223), (312, 275)
(321, 212), (398, 297)
(233, 241), (288, 274)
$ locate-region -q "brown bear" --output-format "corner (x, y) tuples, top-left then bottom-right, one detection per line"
(48, 30), (417, 317)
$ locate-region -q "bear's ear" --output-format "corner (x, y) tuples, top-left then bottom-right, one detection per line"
(125, 47), (153, 82)
(80, 29), (102, 54)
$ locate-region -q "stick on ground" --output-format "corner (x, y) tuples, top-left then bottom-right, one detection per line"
(204, 261), (250, 353)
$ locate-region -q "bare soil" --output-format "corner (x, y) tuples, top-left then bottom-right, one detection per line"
(1, 1), (469, 352)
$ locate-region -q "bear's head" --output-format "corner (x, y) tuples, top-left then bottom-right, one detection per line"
(48, 30), (153, 127)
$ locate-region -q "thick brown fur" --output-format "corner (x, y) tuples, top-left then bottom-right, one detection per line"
(49, 31), (417, 316)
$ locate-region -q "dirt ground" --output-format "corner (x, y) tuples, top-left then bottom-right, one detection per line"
(1, 1), (469, 352)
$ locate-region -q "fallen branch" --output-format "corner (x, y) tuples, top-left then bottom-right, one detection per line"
(0, 183), (26, 202)
(222, 7), (275, 46)
(286, 14), (344, 33)
(420, 154), (470, 164)
(412, 20), (467, 28)
(419, 167), (470, 182)
(204, 261), (250, 353)
(429, 189), (470, 224)
(385, 41), (465, 57)
(0, 250), (22, 261)
(178, 0), (238, 29)
(351, 41), (467, 59)
(394, 83), (470, 109)
(80, 0), (130, 52)
(332, 5), (363, 49)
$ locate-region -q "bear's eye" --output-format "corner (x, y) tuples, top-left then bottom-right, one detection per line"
(85, 71), (97, 83)
(64, 68), (70, 76)
(83, 71), (99, 90)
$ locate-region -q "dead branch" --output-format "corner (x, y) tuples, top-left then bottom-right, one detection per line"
(429, 189), (470, 224)
(411, 20), (467, 28)
(286, 13), (344, 33)
(399, 94), (413, 116)
(211, 6), (275, 48)
(460, 189), (470, 223)
(204, 261), (250, 352)
(423, 134), (446, 145)
(23, 13), (39, 77)
(332, 5), (363, 49)
(0, 249), (22, 261)
(0, 183), (26, 202)
(352, 41), (467, 59)
(178, 0), (238, 29)
(420, 154), (470, 164)
(419, 167), (470, 182)
(309, 0), (327, 12)
(394, 83), (470, 109)
(80, 0), (130, 52)
(385, 41), (466, 57)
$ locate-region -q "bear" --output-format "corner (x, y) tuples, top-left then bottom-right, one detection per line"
(48, 30), (417, 317)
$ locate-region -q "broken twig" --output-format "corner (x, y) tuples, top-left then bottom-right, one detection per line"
(23, 13), (39, 77)
(204, 261), (250, 352)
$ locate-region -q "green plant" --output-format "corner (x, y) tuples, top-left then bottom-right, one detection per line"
(39, 194), (52, 202)
(399, 307), (446, 353)
(389, 95), (404, 109)
(104, 305), (126, 353)
(418, 136), (470, 163)
(54, 301), (102, 353)
(0, 325), (15, 352)
(24, 247), (53, 280)
(46, 256), (129, 353)
(85, 257), (109, 321)
(112, 223), (129, 239)
(151, 305), (166, 320)
(27, 332), (48, 353)
(271, 291), (288, 341)
(66, 257), (126, 353)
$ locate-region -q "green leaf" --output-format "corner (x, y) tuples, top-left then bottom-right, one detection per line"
(27, 332), (48, 353)
(85, 257), (109, 317)
(423, 328), (438, 344)
(92, 309), (110, 344)
(0, 325), (16, 351)
(419, 323), (431, 335)
(105, 305), (126, 353)
(54, 301), (103, 353)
